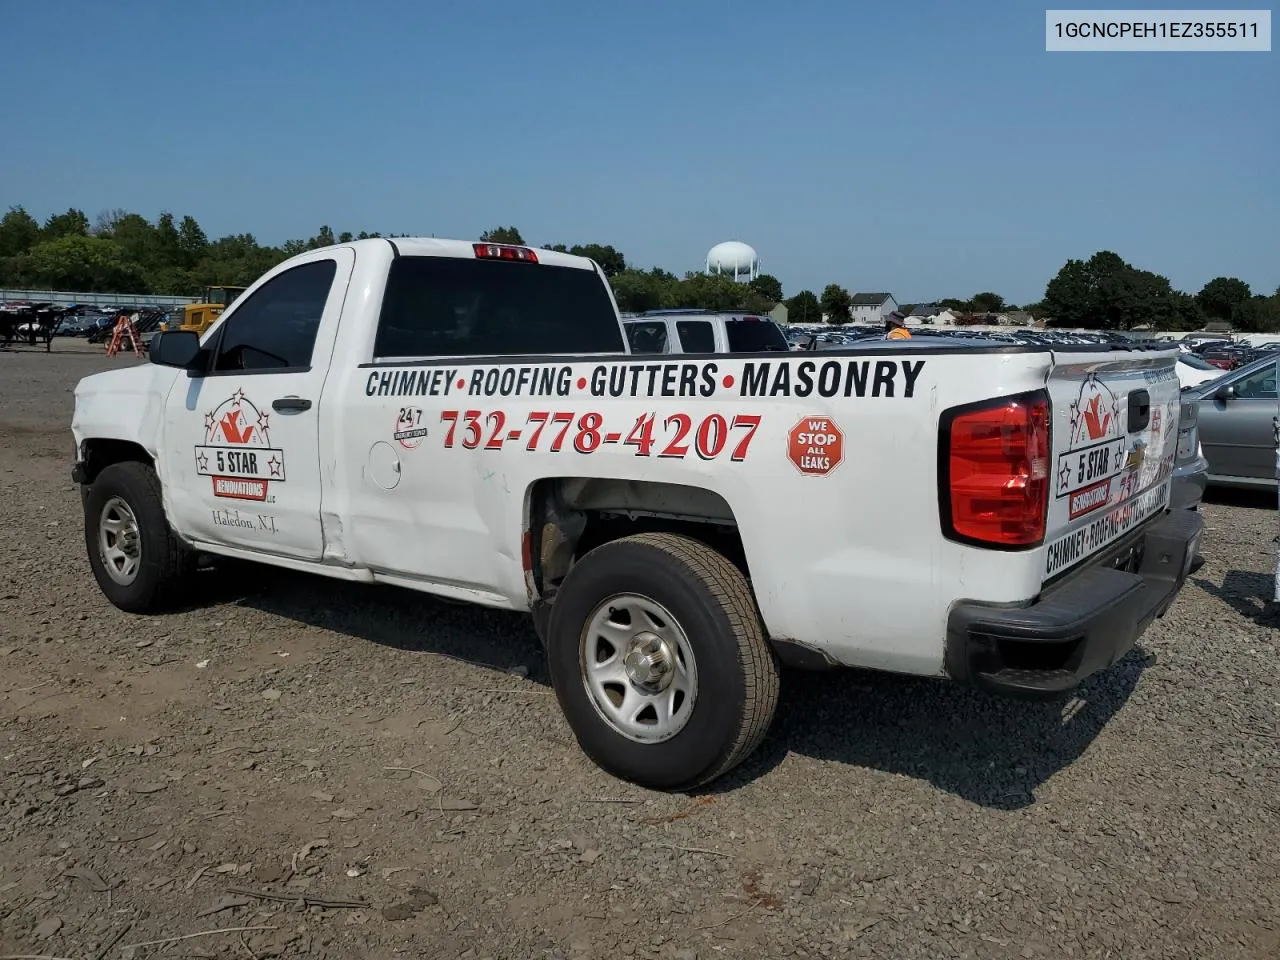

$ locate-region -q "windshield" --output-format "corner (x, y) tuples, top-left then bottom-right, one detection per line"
(725, 319), (788, 352)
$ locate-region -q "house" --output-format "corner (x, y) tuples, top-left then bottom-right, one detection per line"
(907, 303), (962, 326)
(1005, 310), (1034, 327)
(769, 302), (789, 326)
(850, 292), (898, 325)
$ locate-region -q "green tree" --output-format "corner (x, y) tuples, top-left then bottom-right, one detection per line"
(178, 216), (208, 265)
(1231, 295), (1280, 333)
(1169, 291), (1206, 331)
(568, 243), (626, 278)
(42, 208), (90, 241)
(309, 225), (336, 249)
(669, 272), (750, 311)
(1196, 276), (1252, 321)
(609, 269), (668, 313)
(748, 273), (784, 305)
(153, 212), (183, 269)
(819, 283), (852, 324)
(338, 231), (354, 243)
(92, 208), (129, 237)
(0, 206), (41, 257)
(109, 213), (157, 267)
(479, 226), (524, 245)
(785, 290), (822, 324)
(971, 291), (1006, 313)
(7, 235), (150, 292)
(1044, 251), (1180, 330)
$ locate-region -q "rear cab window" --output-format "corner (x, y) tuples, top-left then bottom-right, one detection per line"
(374, 255), (624, 359)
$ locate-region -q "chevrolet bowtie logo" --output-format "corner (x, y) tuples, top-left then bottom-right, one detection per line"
(1125, 441), (1147, 470)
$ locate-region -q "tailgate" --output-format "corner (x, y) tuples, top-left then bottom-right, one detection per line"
(1042, 348), (1181, 582)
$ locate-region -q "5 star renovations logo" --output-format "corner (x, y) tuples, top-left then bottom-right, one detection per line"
(193, 387), (287, 503)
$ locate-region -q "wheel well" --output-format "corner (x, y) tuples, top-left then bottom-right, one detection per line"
(524, 477), (748, 605)
(79, 439), (153, 484)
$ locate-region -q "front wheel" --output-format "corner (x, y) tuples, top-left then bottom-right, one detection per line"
(545, 533), (780, 791)
(84, 461), (194, 613)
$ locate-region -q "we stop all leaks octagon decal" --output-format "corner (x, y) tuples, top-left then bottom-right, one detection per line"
(194, 387), (286, 503)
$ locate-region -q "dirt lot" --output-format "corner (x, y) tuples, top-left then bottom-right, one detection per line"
(2, 339), (1278, 960)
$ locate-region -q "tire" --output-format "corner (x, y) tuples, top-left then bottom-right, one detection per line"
(84, 461), (194, 613)
(545, 532), (780, 791)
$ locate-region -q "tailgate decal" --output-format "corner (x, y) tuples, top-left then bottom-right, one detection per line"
(1044, 479), (1170, 579)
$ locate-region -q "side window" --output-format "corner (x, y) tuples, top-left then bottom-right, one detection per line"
(210, 260), (337, 372)
(625, 321), (669, 355)
(676, 321), (715, 353)
(1234, 364), (1278, 399)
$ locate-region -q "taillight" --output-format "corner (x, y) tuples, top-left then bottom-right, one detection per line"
(473, 242), (538, 263)
(940, 390), (1051, 548)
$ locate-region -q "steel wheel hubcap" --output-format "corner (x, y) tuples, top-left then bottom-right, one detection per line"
(581, 594), (698, 744)
(99, 496), (141, 586)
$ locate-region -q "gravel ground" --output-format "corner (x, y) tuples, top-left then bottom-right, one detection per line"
(2, 340), (1278, 960)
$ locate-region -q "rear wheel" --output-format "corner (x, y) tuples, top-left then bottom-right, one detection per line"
(545, 533), (779, 791)
(84, 461), (194, 613)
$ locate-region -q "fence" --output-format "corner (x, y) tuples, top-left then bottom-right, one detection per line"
(0, 288), (198, 308)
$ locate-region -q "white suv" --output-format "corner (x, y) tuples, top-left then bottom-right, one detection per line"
(624, 310), (790, 355)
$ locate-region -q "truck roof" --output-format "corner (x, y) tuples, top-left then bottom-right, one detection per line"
(346, 237), (601, 272)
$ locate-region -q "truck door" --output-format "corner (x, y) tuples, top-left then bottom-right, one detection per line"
(160, 249), (354, 561)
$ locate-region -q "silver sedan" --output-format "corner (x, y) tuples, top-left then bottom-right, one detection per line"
(1183, 353), (1279, 490)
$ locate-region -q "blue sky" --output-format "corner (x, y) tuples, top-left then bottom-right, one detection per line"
(2, 0), (1275, 304)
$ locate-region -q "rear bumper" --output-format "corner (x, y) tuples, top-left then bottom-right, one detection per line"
(1170, 454), (1208, 511)
(945, 509), (1204, 699)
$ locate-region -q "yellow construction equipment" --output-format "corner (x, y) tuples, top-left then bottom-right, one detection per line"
(161, 286), (247, 337)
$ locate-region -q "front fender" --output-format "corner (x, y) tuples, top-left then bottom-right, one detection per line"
(72, 365), (181, 466)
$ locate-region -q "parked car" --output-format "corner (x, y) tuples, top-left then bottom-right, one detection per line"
(1176, 351), (1224, 389)
(624, 311), (790, 355)
(1183, 353), (1279, 489)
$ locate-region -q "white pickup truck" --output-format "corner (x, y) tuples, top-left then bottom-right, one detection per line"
(71, 238), (1203, 790)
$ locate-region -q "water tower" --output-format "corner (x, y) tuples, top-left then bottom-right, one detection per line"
(705, 240), (760, 282)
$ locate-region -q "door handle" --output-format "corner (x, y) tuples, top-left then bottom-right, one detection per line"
(1127, 389), (1150, 432)
(272, 397), (312, 412)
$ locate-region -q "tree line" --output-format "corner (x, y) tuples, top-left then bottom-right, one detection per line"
(0, 206), (1275, 332)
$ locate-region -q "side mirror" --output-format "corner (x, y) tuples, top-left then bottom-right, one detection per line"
(149, 330), (203, 371)
(1214, 383), (1235, 403)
